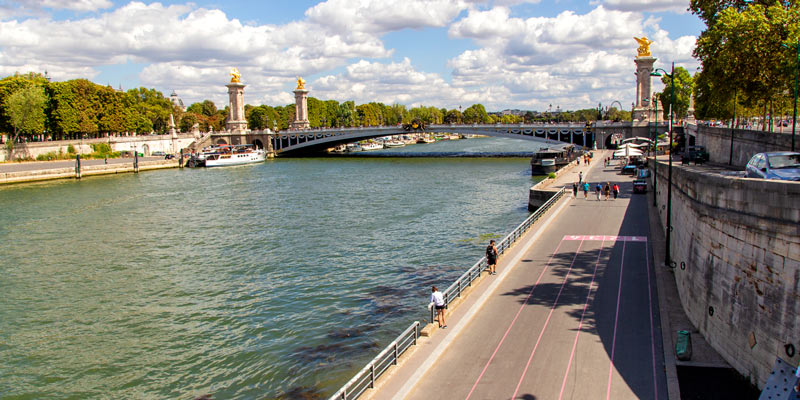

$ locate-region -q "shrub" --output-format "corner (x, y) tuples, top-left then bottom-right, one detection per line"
(91, 143), (112, 154)
(548, 172), (557, 179)
(67, 144), (76, 154)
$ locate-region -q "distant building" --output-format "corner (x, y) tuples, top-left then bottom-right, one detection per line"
(170, 90), (186, 111)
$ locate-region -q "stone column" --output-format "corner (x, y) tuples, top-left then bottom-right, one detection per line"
(633, 56), (656, 122)
(226, 82), (248, 133)
(291, 88), (310, 130)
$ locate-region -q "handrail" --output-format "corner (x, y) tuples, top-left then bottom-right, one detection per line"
(328, 321), (420, 400)
(328, 187), (565, 400)
(432, 187), (566, 321)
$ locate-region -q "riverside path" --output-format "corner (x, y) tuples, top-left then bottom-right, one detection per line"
(368, 150), (669, 400)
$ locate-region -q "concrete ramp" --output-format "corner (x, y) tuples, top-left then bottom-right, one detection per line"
(760, 358), (800, 400)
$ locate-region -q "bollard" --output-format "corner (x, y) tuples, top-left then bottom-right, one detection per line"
(179, 149), (184, 168)
(75, 154), (81, 179)
(133, 150), (139, 173)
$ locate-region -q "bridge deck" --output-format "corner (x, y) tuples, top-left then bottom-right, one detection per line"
(367, 150), (668, 400)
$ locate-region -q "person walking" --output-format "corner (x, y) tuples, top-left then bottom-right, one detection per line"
(613, 183), (619, 199)
(595, 183), (602, 200)
(430, 286), (446, 329)
(583, 181), (589, 199)
(572, 182), (578, 198)
(579, 171), (583, 184)
(486, 240), (499, 275)
(604, 182), (611, 201)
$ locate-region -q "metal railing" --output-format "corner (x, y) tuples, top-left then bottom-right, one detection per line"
(328, 321), (420, 400)
(431, 187), (566, 323)
(328, 186), (566, 400)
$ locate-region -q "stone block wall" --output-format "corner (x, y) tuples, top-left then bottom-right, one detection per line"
(652, 160), (800, 387)
(691, 124), (794, 168)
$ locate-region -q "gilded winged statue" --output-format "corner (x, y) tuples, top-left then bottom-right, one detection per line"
(230, 68), (241, 83)
(634, 37), (653, 57)
(296, 76), (306, 90)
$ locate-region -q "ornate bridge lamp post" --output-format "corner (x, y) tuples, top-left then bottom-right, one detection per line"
(651, 93), (660, 207)
(783, 41), (799, 151)
(651, 62), (676, 268)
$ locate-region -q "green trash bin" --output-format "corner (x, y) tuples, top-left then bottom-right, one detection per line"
(676, 330), (692, 361)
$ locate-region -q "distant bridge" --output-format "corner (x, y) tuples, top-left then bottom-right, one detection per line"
(270, 124), (595, 155)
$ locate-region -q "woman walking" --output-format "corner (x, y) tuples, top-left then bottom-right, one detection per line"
(613, 183), (619, 199)
(595, 183), (602, 201)
(583, 182), (589, 199)
(573, 182), (578, 198)
(604, 182), (611, 201)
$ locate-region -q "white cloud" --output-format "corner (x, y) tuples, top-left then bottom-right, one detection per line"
(600, 0), (689, 14)
(305, 0), (467, 35)
(0, 0), (699, 111)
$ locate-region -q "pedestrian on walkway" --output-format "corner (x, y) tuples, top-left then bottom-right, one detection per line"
(486, 240), (499, 275)
(595, 183), (602, 200)
(583, 182), (589, 199)
(572, 182), (578, 198)
(613, 183), (619, 199)
(577, 157), (581, 166)
(579, 171), (583, 184)
(604, 182), (611, 200)
(430, 286), (446, 328)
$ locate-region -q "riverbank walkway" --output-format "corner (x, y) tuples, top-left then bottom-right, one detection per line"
(367, 150), (674, 400)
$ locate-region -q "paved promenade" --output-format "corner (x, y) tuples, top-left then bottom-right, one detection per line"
(369, 151), (670, 400)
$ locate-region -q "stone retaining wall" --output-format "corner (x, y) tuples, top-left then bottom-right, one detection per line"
(690, 124), (794, 168)
(0, 135), (197, 162)
(0, 159), (179, 185)
(652, 160), (800, 387)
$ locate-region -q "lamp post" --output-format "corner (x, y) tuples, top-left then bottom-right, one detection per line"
(730, 89), (737, 165)
(652, 93), (659, 207)
(651, 62), (676, 268)
(783, 41), (799, 151)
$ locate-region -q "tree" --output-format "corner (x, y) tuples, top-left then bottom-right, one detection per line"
(463, 104), (490, 124)
(4, 85), (47, 146)
(692, 1), (799, 122)
(657, 66), (694, 121)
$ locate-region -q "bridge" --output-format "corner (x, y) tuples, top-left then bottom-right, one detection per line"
(199, 122), (666, 156)
(270, 124), (594, 154)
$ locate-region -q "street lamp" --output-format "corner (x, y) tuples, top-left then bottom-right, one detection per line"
(783, 41), (799, 151)
(651, 62), (676, 268)
(651, 93), (660, 207)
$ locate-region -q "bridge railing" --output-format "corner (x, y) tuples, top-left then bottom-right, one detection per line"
(433, 186), (566, 322)
(328, 321), (420, 400)
(327, 186), (566, 400)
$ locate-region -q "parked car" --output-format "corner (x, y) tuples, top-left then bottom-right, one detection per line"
(682, 146), (709, 164)
(633, 178), (648, 193)
(621, 164), (637, 175)
(164, 154), (176, 160)
(151, 151), (166, 157)
(745, 152), (800, 181)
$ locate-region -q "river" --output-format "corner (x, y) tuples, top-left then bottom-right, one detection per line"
(0, 137), (547, 399)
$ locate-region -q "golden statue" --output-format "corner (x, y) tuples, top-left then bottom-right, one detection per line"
(634, 37), (653, 57)
(230, 68), (241, 83)
(296, 76), (305, 90)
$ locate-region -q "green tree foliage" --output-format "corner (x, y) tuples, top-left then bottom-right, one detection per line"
(692, 1), (800, 122)
(656, 66), (694, 121)
(4, 84), (47, 144)
(463, 104), (490, 123)
(0, 72), (49, 135)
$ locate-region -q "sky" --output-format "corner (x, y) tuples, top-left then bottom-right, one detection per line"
(0, 0), (704, 112)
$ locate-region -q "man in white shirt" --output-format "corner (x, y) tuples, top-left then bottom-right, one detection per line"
(430, 286), (446, 329)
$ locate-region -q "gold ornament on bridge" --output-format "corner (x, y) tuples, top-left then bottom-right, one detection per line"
(296, 76), (306, 90)
(230, 68), (241, 83)
(634, 37), (653, 57)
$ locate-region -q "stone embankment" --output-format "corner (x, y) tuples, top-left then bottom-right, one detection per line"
(652, 159), (800, 387)
(528, 157), (580, 210)
(0, 159), (179, 185)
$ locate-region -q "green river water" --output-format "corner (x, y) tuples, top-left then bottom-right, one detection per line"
(0, 137), (546, 399)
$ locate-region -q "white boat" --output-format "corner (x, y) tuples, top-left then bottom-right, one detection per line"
(383, 140), (405, 148)
(361, 142), (383, 151)
(346, 143), (363, 152)
(204, 144), (266, 167)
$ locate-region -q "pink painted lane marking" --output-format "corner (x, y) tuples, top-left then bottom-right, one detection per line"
(558, 238), (607, 400)
(510, 239), (586, 400)
(563, 235), (647, 242)
(464, 239), (569, 400)
(606, 240), (627, 400)
(645, 238), (659, 399)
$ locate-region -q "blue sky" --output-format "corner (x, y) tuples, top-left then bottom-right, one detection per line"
(0, 0), (704, 111)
